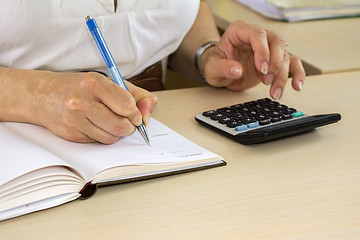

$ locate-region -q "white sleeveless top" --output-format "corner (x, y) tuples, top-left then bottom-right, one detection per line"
(0, 0), (199, 78)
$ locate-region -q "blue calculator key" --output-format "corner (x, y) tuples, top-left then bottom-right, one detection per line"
(247, 122), (259, 129)
(235, 125), (247, 132)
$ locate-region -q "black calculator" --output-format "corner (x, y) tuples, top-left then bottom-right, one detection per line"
(195, 98), (341, 145)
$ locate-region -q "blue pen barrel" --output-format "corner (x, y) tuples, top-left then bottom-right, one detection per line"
(86, 17), (128, 90)
(85, 15), (150, 146)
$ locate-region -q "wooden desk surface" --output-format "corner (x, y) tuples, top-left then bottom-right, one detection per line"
(207, 0), (360, 75)
(1, 71), (360, 239)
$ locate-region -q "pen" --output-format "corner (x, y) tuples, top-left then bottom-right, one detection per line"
(85, 15), (151, 146)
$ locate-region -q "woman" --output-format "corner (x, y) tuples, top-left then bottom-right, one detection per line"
(0, 0), (305, 144)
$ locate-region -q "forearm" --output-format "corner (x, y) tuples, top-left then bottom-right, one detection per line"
(0, 67), (49, 124)
(168, 0), (220, 82)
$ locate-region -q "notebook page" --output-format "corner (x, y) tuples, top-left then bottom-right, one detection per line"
(0, 123), (77, 186)
(5, 118), (221, 182)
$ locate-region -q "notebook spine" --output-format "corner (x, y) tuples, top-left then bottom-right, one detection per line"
(79, 182), (98, 199)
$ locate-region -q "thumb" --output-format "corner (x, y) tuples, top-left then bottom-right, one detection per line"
(205, 58), (243, 87)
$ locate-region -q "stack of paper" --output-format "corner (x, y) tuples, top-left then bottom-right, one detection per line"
(236, 0), (360, 22)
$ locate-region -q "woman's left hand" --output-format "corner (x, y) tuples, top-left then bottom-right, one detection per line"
(203, 20), (306, 100)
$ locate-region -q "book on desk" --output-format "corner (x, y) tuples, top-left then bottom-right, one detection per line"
(0, 118), (225, 221)
(236, 0), (360, 22)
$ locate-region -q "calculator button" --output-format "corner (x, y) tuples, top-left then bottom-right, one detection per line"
(261, 107), (272, 114)
(219, 117), (232, 124)
(241, 118), (256, 124)
(288, 108), (297, 113)
(235, 125), (247, 132)
(233, 113), (247, 120)
(280, 109), (292, 115)
(269, 101), (280, 106)
(217, 107), (238, 116)
(282, 114), (293, 120)
(239, 106), (250, 112)
(276, 104), (289, 110)
(271, 117), (282, 123)
(259, 119), (271, 125)
(255, 114), (268, 121)
(230, 104), (243, 109)
(247, 110), (259, 117)
(258, 98), (272, 103)
(269, 111), (281, 117)
(210, 113), (225, 120)
(247, 122), (259, 129)
(226, 121), (240, 128)
(292, 111), (304, 118)
(251, 102), (264, 109)
(202, 110), (216, 117)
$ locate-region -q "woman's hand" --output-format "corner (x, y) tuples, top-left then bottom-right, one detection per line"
(203, 20), (306, 99)
(39, 72), (158, 144)
(0, 68), (157, 144)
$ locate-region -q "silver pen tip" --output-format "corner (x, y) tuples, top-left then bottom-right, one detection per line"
(137, 124), (151, 147)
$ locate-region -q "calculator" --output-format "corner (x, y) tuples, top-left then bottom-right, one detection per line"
(195, 98), (341, 145)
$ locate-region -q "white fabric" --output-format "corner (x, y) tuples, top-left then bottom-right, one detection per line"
(0, 0), (199, 78)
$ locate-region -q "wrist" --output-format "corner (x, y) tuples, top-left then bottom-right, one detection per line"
(194, 40), (218, 83)
(0, 68), (43, 124)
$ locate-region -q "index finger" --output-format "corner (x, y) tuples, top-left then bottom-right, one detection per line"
(227, 21), (270, 74)
(126, 81), (158, 125)
(81, 73), (142, 126)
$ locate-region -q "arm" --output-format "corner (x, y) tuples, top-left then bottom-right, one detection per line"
(0, 67), (157, 144)
(167, 0), (220, 82)
(169, 0), (306, 100)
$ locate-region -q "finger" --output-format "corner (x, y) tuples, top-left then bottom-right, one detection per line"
(136, 98), (157, 126)
(225, 21), (270, 74)
(59, 112), (119, 144)
(79, 117), (123, 145)
(126, 81), (158, 125)
(99, 85), (141, 126)
(61, 98), (130, 144)
(85, 101), (136, 137)
(262, 32), (287, 86)
(238, 23), (270, 75)
(55, 125), (95, 143)
(205, 57), (242, 87)
(269, 52), (291, 100)
(81, 73), (142, 126)
(289, 55), (306, 91)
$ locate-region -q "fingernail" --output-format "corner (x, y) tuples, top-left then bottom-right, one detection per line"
(272, 87), (282, 100)
(230, 66), (242, 78)
(261, 61), (268, 75)
(143, 112), (150, 126)
(298, 80), (303, 90)
(264, 73), (274, 85)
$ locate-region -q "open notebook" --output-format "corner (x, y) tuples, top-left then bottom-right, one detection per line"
(0, 118), (225, 221)
(236, 0), (360, 22)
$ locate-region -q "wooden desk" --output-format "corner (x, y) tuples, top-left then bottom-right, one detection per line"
(1, 71), (360, 239)
(207, 0), (360, 75)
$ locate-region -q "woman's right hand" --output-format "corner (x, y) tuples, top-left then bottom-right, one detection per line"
(0, 68), (157, 144)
